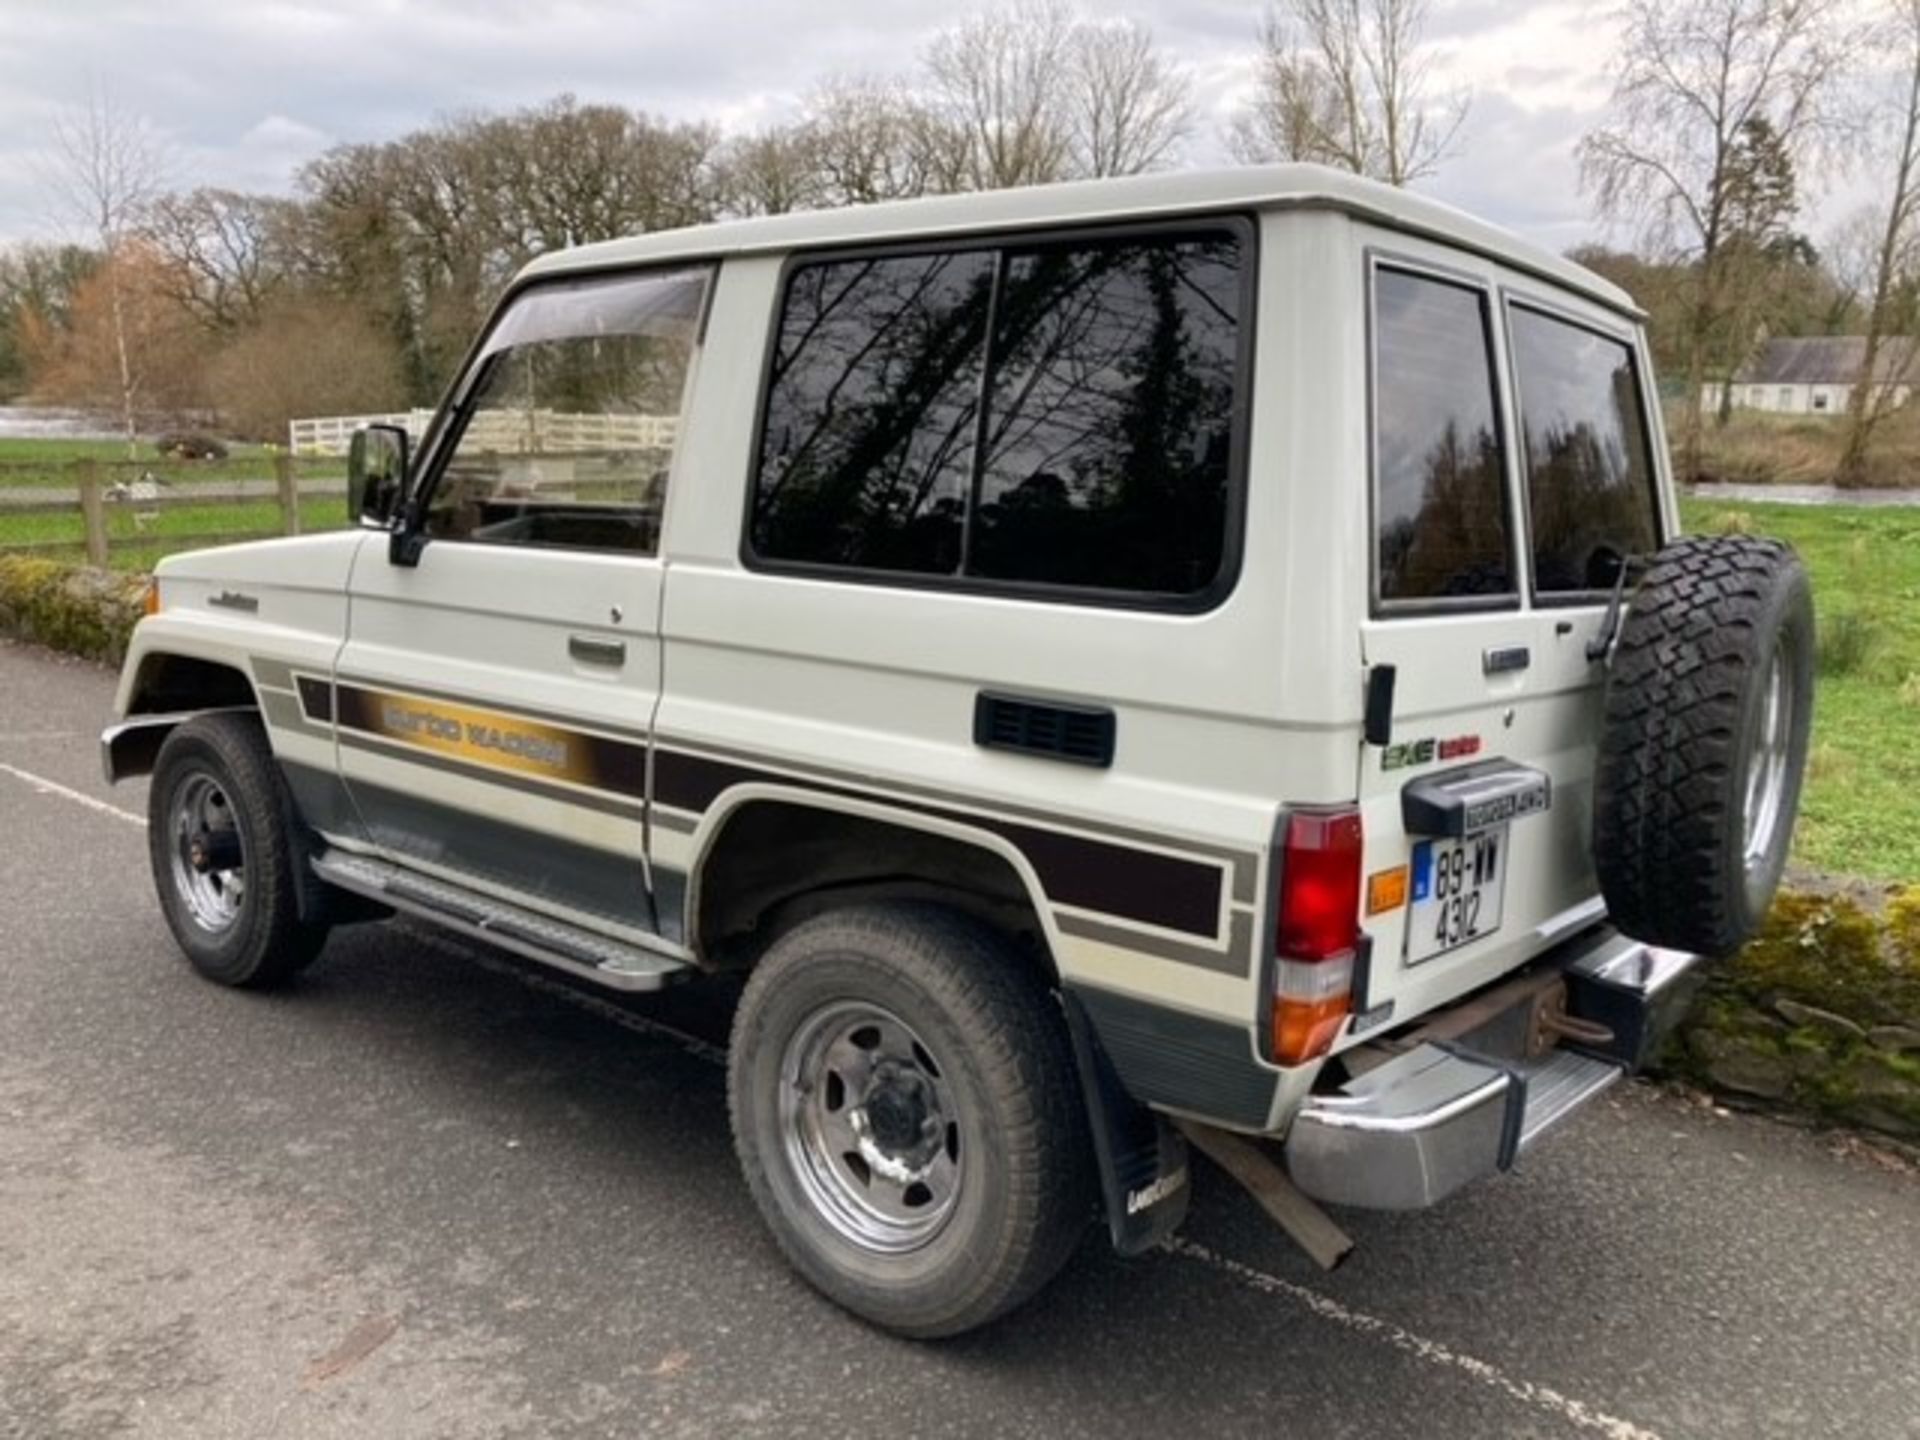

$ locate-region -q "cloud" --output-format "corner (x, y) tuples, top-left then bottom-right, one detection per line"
(0, 0), (1813, 261)
(1427, 90), (1598, 254)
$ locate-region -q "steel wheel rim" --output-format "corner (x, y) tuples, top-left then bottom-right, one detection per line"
(778, 1000), (963, 1254)
(1742, 645), (1792, 871)
(167, 771), (246, 933)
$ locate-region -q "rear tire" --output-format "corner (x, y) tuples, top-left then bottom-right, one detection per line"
(728, 902), (1093, 1338)
(148, 712), (330, 987)
(1593, 535), (1814, 956)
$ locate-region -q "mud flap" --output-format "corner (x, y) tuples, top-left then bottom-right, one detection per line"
(1061, 992), (1190, 1255)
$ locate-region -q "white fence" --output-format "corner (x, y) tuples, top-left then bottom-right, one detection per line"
(288, 411), (433, 456)
(289, 409), (678, 457)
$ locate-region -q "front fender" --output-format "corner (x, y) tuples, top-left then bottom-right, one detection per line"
(100, 707), (254, 783)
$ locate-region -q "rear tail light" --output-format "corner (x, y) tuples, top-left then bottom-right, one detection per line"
(1271, 807), (1363, 1065)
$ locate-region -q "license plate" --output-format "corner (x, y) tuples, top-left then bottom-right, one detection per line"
(1406, 827), (1508, 963)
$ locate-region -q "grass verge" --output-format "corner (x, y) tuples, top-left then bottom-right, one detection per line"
(1680, 497), (1920, 884)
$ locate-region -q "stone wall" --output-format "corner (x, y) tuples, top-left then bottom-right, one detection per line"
(1659, 888), (1920, 1139)
(0, 559), (146, 665)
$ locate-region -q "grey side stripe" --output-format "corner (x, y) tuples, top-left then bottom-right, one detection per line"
(1055, 909), (1255, 978)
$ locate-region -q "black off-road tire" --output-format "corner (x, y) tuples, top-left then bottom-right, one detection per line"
(147, 712), (331, 987)
(728, 902), (1094, 1338)
(1593, 535), (1814, 956)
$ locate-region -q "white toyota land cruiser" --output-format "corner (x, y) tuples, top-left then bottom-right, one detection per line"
(103, 165), (1814, 1338)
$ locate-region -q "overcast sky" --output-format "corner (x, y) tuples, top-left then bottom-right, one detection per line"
(0, 1), (1876, 256)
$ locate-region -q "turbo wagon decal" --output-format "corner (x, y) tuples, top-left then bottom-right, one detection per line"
(327, 682), (646, 795)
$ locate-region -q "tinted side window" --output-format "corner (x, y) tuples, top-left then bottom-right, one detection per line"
(1372, 268), (1513, 604)
(753, 252), (994, 573)
(972, 235), (1242, 594)
(1508, 306), (1659, 593)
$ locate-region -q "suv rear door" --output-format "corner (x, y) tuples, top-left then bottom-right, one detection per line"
(1350, 231), (1669, 1035)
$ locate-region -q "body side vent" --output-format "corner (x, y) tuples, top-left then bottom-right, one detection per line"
(973, 692), (1115, 768)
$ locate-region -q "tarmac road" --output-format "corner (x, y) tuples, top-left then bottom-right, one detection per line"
(1, 636), (1915, 1440)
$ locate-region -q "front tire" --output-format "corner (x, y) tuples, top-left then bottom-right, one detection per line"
(148, 712), (330, 987)
(728, 903), (1093, 1338)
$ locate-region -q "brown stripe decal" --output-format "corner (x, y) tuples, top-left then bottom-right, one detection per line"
(301, 679), (1242, 958)
(334, 683), (646, 796)
(296, 675), (334, 723)
(654, 749), (1224, 939)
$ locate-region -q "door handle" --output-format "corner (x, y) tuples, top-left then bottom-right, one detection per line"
(569, 635), (627, 667)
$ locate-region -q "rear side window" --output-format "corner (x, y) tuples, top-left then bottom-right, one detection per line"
(754, 252), (994, 574)
(1508, 305), (1660, 594)
(750, 225), (1246, 603)
(1371, 268), (1513, 606)
(971, 237), (1241, 592)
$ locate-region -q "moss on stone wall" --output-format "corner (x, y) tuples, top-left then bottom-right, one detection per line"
(0, 559), (145, 665)
(1660, 886), (1920, 1139)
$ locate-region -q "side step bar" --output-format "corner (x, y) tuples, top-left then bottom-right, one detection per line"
(312, 849), (692, 993)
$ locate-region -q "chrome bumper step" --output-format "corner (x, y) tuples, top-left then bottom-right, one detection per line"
(312, 849), (692, 993)
(1284, 928), (1700, 1211)
(1517, 1048), (1622, 1151)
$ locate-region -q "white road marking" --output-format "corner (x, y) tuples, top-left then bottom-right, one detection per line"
(1163, 1237), (1667, 1440)
(5, 752), (1667, 1437)
(434, 925), (1665, 1440)
(0, 762), (145, 828)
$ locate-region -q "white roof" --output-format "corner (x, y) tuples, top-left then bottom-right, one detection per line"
(519, 163), (1637, 316)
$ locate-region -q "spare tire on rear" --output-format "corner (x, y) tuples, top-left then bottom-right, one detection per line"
(1592, 534), (1814, 957)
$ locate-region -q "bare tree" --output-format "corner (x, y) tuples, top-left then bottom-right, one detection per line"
(1068, 19), (1192, 177)
(1579, 0), (1852, 479)
(207, 295), (405, 442)
(916, 2), (1192, 191)
(1837, 0), (1920, 487)
(140, 188), (292, 333)
(803, 76), (948, 205)
(923, 0), (1079, 189)
(719, 126), (827, 216)
(45, 82), (170, 455)
(1227, 0), (1466, 185)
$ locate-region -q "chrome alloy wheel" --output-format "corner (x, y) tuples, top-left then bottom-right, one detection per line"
(167, 771), (247, 933)
(1742, 643), (1793, 872)
(779, 1000), (963, 1254)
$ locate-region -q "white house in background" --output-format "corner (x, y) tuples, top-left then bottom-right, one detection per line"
(1702, 336), (1917, 417)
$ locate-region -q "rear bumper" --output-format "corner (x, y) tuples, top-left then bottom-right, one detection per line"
(1283, 930), (1699, 1210)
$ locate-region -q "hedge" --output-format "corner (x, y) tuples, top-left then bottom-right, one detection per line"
(0, 557), (147, 664)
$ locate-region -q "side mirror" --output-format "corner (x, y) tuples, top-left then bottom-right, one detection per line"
(347, 424), (409, 526)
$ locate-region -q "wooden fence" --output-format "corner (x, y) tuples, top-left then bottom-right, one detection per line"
(0, 455), (345, 567)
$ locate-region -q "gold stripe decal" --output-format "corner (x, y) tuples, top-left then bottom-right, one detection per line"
(334, 684), (645, 795)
